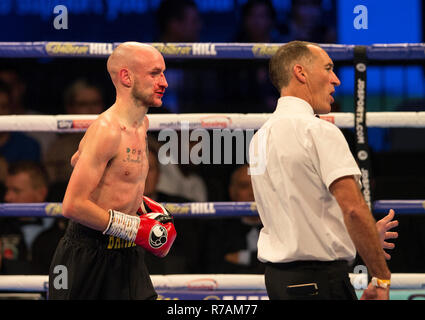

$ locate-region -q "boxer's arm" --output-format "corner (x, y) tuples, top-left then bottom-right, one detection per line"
(330, 175), (391, 282)
(70, 150), (80, 168)
(62, 119), (121, 231)
(70, 133), (87, 168)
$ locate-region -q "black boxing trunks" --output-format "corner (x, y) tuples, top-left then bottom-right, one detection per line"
(48, 221), (157, 300)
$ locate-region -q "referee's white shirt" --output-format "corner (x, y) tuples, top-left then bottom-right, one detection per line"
(249, 96), (360, 264)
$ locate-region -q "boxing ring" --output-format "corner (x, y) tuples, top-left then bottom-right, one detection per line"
(1, 42), (425, 300)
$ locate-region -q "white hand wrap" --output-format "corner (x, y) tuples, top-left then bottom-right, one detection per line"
(103, 209), (140, 243)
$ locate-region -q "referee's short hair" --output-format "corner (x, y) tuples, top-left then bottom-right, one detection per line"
(269, 40), (316, 92)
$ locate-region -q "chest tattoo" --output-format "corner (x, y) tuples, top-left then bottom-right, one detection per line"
(124, 147), (142, 163)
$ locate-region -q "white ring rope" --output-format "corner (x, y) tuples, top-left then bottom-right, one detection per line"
(1, 112), (425, 132)
(0, 273), (424, 292)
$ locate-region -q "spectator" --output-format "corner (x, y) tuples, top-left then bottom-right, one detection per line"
(3, 160), (70, 275)
(0, 68), (56, 159)
(234, 0), (282, 43)
(0, 218), (29, 274)
(144, 135), (192, 203)
(227, 0), (280, 113)
(0, 80), (41, 163)
(156, 131), (209, 202)
(0, 82), (40, 162)
(282, 0), (337, 43)
(44, 78), (105, 201)
(208, 164), (264, 274)
(31, 218), (68, 274)
(0, 161), (53, 274)
(0, 68), (29, 115)
(144, 135), (204, 274)
(154, 0), (204, 113)
(155, 1), (222, 199)
(156, 0), (202, 43)
(3, 161), (54, 253)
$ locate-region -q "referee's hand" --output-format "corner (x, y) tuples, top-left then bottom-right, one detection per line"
(360, 282), (390, 300)
(375, 209), (398, 260)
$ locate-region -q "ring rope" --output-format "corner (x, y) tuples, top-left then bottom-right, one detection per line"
(1, 42), (425, 60)
(1, 112), (425, 132)
(0, 200), (423, 218)
(373, 200), (425, 214)
(0, 273), (424, 292)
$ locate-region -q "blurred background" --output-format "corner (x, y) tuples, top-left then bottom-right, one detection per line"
(0, 0), (424, 116)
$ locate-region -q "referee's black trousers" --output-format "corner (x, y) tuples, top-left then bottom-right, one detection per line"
(264, 260), (358, 300)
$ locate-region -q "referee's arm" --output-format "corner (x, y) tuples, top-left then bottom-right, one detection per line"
(329, 175), (391, 281)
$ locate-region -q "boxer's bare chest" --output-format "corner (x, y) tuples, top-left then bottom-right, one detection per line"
(106, 125), (148, 185)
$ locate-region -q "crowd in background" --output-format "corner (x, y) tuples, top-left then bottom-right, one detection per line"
(0, 0), (424, 276)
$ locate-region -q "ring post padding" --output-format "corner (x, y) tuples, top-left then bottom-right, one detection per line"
(353, 45), (373, 210)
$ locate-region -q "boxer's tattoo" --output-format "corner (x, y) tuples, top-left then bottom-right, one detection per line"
(124, 147), (142, 163)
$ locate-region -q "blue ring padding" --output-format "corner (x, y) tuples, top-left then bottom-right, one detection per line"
(0, 42), (424, 60)
(373, 200), (425, 214)
(0, 200), (424, 217)
(0, 203), (63, 217)
(367, 43), (425, 60)
(0, 202), (258, 218)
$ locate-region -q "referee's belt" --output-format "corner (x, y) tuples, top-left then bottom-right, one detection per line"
(266, 260), (349, 270)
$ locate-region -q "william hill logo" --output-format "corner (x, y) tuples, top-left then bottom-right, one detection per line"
(45, 42), (113, 56)
(251, 44), (279, 57)
(46, 42), (89, 55)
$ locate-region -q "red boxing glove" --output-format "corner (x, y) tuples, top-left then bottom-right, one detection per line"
(135, 196), (177, 258)
(137, 200), (147, 215)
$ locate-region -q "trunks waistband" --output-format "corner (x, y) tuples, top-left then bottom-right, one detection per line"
(64, 221), (138, 250)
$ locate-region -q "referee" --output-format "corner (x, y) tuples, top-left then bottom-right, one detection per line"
(249, 41), (396, 300)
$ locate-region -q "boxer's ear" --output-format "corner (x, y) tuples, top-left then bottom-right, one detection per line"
(119, 68), (132, 87)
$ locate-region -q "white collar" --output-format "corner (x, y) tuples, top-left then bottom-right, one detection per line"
(275, 96), (315, 116)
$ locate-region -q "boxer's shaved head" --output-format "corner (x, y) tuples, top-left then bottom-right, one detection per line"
(107, 42), (162, 88)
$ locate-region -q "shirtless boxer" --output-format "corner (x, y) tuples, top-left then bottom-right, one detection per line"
(48, 42), (176, 300)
